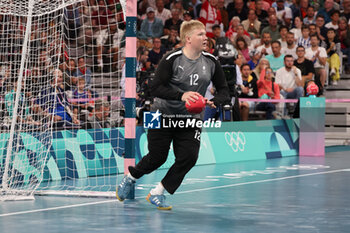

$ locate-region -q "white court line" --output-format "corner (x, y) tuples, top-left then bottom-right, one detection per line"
(1, 168), (349, 217)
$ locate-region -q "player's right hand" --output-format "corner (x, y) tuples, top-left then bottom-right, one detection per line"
(181, 91), (201, 106)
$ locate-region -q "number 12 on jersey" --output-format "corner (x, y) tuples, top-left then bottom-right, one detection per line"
(189, 74), (199, 86)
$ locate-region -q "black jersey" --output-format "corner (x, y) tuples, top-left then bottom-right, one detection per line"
(150, 48), (230, 116)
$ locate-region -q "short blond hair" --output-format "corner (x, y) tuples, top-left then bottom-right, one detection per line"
(180, 20), (205, 44)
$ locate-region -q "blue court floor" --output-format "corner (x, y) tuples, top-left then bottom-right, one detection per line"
(1, 150), (350, 233)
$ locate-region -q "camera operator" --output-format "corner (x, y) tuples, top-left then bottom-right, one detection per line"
(212, 35), (241, 121)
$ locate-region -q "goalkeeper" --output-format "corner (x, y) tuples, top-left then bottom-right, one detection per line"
(116, 20), (230, 210)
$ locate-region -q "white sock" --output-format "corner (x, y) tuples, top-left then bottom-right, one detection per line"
(127, 173), (136, 181)
(150, 182), (165, 195)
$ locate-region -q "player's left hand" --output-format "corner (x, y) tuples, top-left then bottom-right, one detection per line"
(205, 98), (216, 108)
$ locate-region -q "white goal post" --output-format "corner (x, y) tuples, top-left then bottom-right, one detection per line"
(0, 0), (129, 200)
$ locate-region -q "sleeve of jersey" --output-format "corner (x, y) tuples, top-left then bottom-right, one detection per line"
(150, 56), (184, 100)
(211, 60), (230, 105)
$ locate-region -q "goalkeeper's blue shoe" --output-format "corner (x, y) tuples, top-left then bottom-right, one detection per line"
(146, 193), (172, 210)
(116, 175), (135, 202)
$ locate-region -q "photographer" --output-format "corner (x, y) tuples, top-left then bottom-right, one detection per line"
(238, 64), (258, 121)
(85, 99), (113, 129)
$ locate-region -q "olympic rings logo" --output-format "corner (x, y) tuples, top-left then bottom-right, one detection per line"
(224, 131), (246, 152)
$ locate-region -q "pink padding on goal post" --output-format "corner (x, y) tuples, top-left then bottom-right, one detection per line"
(126, 37), (137, 58)
(124, 118), (136, 138)
(126, 0), (137, 16)
(125, 78), (136, 98)
(124, 158), (135, 175)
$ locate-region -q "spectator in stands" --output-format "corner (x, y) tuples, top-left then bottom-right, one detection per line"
(274, 0), (292, 28)
(275, 55), (303, 102)
(278, 25), (288, 48)
(172, 0), (185, 19)
(242, 9), (261, 39)
(256, 67), (280, 119)
(252, 58), (270, 79)
(239, 64), (258, 121)
(261, 15), (280, 41)
(155, 0), (172, 25)
(303, 6), (317, 25)
(138, 0), (151, 17)
(235, 37), (250, 62)
(34, 69), (80, 127)
(204, 37), (215, 54)
(309, 24), (317, 37)
(305, 34), (328, 94)
(256, 32), (273, 56)
(296, 0), (309, 19)
(290, 16), (303, 40)
(138, 7), (164, 41)
(338, 17), (350, 73)
(198, 0), (222, 38)
(294, 45), (315, 85)
(230, 24), (251, 46)
(315, 14), (327, 41)
(188, 0), (202, 19)
(235, 53), (244, 81)
(227, 0), (249, 22)
(260, 7), (280, 33)
(82, 0), (98, 27)
(74, 57), (92, 88)
(183, 10), (193, 21)
(324, 28), (341, 85)
(297, 25), (311, 48)
(266, 41), (285, 72)
(91, 0), (114, 31)
(161, 25), (180, 51)
(217, 0), (229, 31)
(282, 32), (297, 59)
(211, 24), (222, 41)
(225, 16), (241, 39)
(78, 28), (95, 55)
(317, 0), (336, 23)
(148, 37), (166, 68)
(38, 50), (53, 76)
(325, 10), (340, 30)
(341, 0), (350, 21)
(85, 99), (112, 129)
(164, 8), (183, 35)
(5, 78), (40, 127)
(248, 50), (261, 70)
(96, 18), (124, 72)
(64, 3), (81, 41)
(72, 77), (92, 121)
(66, 58), (78, 86)
(28, 67), (42, 97)
(255, 0), (268, 22)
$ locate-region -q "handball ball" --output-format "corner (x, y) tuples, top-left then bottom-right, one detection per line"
(306, 82), (319, 96)
(185, 95), (206, 114)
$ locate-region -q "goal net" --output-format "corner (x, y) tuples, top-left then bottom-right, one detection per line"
(0, 0), (127, 200)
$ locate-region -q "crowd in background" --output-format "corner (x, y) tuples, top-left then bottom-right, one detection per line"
(0, 0), (125, 130)
(0, 0), (350, 129)
(135, 0), (350, 120)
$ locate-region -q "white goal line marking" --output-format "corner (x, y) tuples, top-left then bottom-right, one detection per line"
(1, 168), (349, 217)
